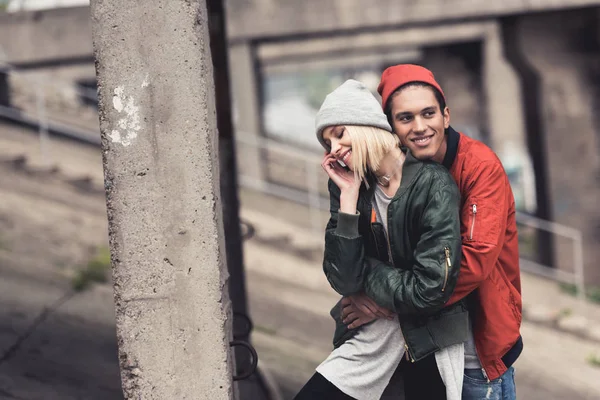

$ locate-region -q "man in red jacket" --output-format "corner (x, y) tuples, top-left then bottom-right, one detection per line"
(342, 64), (522, 399)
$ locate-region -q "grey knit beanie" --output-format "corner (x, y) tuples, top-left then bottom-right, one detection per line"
(315, 79), (392, 149)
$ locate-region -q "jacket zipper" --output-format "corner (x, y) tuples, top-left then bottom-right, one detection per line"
(469, 204), (477, 240)
(370, 223), (382, 260)
(384, 230), (393, 265)
(383, 229), (411, 361)
(384, 208), (415, 362)
(474, 342), (490, 382)
(442, 247), (451, 292)
(372, 195), (415, 363)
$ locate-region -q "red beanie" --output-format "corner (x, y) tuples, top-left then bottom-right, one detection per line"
(377, 64), (445, 110)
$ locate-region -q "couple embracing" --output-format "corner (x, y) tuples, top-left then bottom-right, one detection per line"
(293, 65), (523, 400)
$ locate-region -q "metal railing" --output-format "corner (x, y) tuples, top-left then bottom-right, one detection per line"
(234, 133), (327, 234)
(515, 213), (586, 304)
(0, 60), (100, 164)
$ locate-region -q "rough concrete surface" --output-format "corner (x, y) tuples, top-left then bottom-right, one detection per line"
(91, 0), (233, 398)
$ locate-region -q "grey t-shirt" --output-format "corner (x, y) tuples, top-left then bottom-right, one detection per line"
(465, 309), (482, 368)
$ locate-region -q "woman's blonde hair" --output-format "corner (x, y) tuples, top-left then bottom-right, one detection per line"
(344, 125), (400, 181)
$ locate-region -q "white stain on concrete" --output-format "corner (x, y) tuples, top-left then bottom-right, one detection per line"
(112, 86), (124, 112)
(109, 130), (122, 143)
(110, 85), (141, 147)
(141, 74), (149, 88)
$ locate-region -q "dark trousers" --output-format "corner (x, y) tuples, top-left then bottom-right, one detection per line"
(401, 354), (447, 399)
(293, 372), (355, 400)
(293, 353), (447, 400)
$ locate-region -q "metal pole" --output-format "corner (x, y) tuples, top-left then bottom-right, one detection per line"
(35, 84), (50, 166)
(206, 1), (272, 399)
(573, 232), (586, 307)
(0, 65), (9, 108)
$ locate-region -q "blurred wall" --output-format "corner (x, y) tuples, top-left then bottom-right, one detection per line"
(0, 6), (96, 122)
(0, 6), (93, 76)
(512, 9), (600, 284)
(226, 0), (600, 40)
(227, 0), (600, 286)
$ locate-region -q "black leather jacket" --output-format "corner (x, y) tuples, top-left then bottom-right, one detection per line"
(324, 150), (468, 362)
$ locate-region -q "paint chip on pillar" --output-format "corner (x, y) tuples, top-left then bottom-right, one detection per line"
(109, 85), (142, 146)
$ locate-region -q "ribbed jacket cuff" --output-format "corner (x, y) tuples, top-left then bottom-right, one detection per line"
(335, 211), (360, 238)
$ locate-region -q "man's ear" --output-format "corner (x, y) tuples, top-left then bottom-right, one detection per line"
(443, 107), (450, 129)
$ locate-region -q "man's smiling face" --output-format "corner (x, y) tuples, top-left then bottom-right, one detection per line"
(389, 85), (450, 163)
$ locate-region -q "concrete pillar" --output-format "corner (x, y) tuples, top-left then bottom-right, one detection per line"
(483, 22), (536, 214)
(90, 1), (234, 398)
(0, 67), (9, 107)
(422, 42), (487, 144)
(515, 9), (600, 285)
(228, 43), (266, 189)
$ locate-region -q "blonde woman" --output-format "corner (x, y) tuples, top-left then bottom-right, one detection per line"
(293, 80), (468, 400)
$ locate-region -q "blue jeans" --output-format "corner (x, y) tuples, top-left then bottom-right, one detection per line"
(462, 367), (516, 400)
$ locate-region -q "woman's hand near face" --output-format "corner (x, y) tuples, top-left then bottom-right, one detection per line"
(321, 153), (361, 214)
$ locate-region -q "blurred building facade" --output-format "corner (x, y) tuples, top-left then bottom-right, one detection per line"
(1, 0), (599, 285)
(226, 0), (600, 287)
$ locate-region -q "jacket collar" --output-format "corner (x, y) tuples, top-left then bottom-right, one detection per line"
(395, 148), (423, 199)
(363, 147), (423, 200)
(442, 126), (460, 170)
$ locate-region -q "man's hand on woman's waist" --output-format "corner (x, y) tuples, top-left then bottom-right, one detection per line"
(341, 292), (394, 329)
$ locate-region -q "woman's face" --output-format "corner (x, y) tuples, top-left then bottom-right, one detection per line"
(322, 125), (354, 170)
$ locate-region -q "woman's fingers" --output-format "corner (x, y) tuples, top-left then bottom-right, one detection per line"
(321, 154), (337, 169)
(321, 157), (344, 182)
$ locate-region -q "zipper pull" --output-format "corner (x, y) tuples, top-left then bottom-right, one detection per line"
(444, 247), (452, 268)
(442, 247), (451, 292)
(469, 204), (478, 241)
(404, 343), (415, 362)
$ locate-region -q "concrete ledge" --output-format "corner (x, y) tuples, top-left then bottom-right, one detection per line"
(523, 304), (600, 344)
